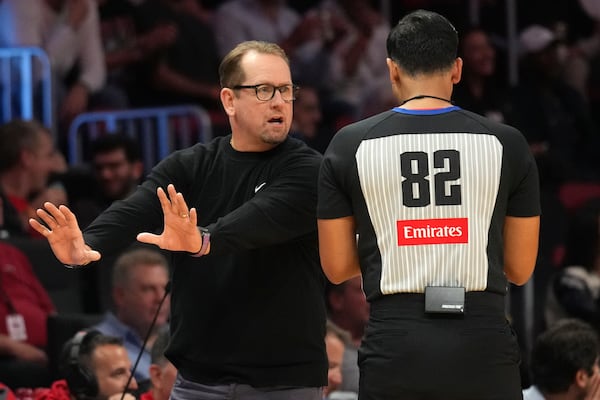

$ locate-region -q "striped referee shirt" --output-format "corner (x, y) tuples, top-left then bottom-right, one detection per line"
(318, 106), (540, 300)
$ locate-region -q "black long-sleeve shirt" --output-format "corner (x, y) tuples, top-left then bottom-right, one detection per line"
(83, 135), (328, 387)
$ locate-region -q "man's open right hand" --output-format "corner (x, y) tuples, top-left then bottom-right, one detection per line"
(29, 202), (100, 266)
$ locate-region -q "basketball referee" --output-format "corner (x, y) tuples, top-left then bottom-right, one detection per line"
(317, 10), (540, 400)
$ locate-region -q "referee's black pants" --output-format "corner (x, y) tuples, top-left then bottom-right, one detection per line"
(359, 292), (522, 400)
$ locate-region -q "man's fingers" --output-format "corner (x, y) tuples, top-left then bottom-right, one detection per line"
(43, 202), (68, 225)
(85, 249), (102, 262)
(36, 208), (58, 229)
(156, 187), (172, 212)
(158, 183), (194, 221)
(137, 232), (161, 246)
(59, 204), (80, 227)
(162, 184), (191, 218)
(167, 183), (190, 217)
(189, 208), (198, 225)
(29, 218), (49, 236)
(167, 184), (179, 214)
(175, 191), (190, 215)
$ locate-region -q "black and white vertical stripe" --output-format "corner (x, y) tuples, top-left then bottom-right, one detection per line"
(356, 133), (503, 293)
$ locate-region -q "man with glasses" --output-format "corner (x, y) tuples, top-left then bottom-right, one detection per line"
(30, 40), (326, 400)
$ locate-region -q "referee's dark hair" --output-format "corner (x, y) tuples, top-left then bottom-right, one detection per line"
(530, 319), (600, 394)
(386, 9), (459, 77)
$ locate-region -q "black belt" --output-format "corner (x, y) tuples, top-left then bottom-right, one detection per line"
(370, 291), (506, 318)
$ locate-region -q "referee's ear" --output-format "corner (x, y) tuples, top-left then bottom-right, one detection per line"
(386, 58), (400, 83)
(451, 57), (463, 85)
(386, 57), (402, 96)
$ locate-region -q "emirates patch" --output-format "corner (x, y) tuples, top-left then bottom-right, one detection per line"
(397, 218), (468, 246)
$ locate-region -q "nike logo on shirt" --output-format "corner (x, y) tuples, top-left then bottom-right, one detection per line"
(255, 182), (267, 193)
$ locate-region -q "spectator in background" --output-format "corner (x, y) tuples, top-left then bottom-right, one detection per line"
(324, 320), (357, 400)
(287, 0), (393, 127)
(97, 0), (177, 108)
(140, 327), (176, 400)
(509, 24), (600, 342)
(316, 0), (391, 119)
(214, 0), (322, 59)
(562, 21), (600, 103)
(0, 0), (124, 138)
(214, 0), (363, 129)
(453, 27), (508, 123)
(0, 120), (64, 239)
(130, 0), (221, 112)
(326, 277), (368, 348)
(509, 24), (599, 186)
(290, 85), (331, 154)
(523, 319), (600, 399)
(0, 241), (55, 388)
(325, 276), (368, 395)
(214, 0), (345, 94)
(69, 134), (144, 229)
(36, 330), (137, 400)
(545, 198), (600, 330)
(92, 247), (170, 385)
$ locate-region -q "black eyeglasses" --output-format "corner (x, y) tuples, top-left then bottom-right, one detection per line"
(232, 84), (299, 101)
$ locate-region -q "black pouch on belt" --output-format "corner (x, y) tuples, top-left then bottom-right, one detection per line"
(424, 286), (465, 314)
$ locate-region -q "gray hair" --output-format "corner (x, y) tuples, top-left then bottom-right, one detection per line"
(112, 248), (169, 288)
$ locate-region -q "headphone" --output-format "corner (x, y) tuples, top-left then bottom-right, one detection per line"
(64, 329), (101, 399)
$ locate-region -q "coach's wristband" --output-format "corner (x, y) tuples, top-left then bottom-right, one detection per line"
(191, 227), (210, 257)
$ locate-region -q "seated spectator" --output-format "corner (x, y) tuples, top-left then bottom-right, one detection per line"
(0, 119), (64, 238)
(0, 121), (67, 237)
(214, 1), (341, 93)
(289, 85), (332, 154)
(523, 319), (600, 399)
(92, 248), (170, 384)
(69, 134), (144, 229)
(0, 119), (64, 239)
(314, 0), (391, 118)
(214, 0), (319, 59)
(509, 24), (599, 186)
(453, 27), (509, 123)
(0, 241), (56, 388)
(214, 0), (364, 128)
(97, 0), (177, 108)
(139, 327), (176, 400)
(35, 330), (137, 400)
(325, 276), (368, 395)
(127, 0), (221, 112)
(324, 320), (357, 400)
(545, 198), (600, 329)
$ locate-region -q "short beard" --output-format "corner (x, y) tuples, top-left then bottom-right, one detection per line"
(260, 133), (287, 145)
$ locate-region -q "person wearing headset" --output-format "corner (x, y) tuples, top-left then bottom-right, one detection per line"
(35, 330), (138, 400)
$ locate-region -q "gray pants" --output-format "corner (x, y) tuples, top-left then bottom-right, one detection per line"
(170, 373), (323, 400)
